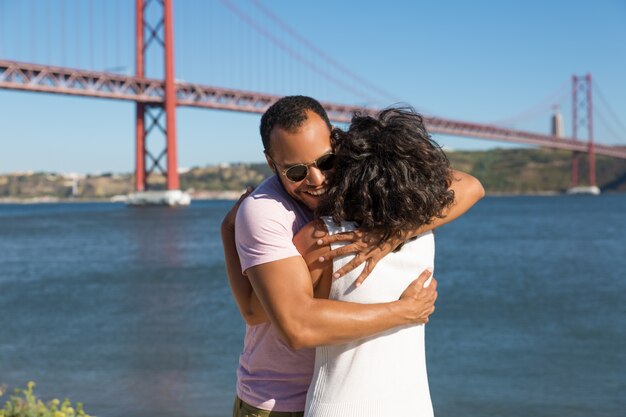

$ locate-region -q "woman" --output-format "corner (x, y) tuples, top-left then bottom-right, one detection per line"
(293, 107), (454, 417)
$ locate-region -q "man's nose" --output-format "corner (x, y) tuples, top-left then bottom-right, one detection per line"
(306, 166), (326, 186)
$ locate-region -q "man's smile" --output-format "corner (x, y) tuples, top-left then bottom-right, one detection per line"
(302, 187), (327, 197)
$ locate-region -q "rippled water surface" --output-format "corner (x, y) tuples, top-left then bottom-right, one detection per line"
(1, 196), (624, 417)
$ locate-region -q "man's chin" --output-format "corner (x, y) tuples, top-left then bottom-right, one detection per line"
(296, 192), (321, 211)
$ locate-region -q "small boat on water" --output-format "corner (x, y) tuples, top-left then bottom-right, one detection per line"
(566, 186), (601, 195)
(124, 190), (192, 206)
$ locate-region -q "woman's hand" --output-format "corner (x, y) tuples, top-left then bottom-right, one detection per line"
(316, 229), (408, 286)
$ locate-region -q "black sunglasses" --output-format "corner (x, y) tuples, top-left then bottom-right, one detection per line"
(269, 152), (336, 182)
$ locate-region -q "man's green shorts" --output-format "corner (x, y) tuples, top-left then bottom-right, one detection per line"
(232, 397), (304, 417)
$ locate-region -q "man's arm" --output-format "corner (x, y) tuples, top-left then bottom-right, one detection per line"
(247, 221), (437, 350)
(318, 170), (484, 283)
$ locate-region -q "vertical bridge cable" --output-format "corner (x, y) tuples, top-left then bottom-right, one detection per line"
(178, 0), (185, 80)
(189, 0), (197, 82)
(29, 0), (36, 62)
(207, 0), (214, 84)
(0, 1), (3, 58)
(102, 0), (107, 70)
(248, 0), (400, 104)
(61, 0), (66, 66)
(115, 0), (121, 69)
(595, 111), (625, 144)
(76, 0), (81, 68)
(220, 0), (379, 104)
(0, 1), (4, 58)
(592, 81), (626, 144)
(491, 80), (569, 128)
(89, 0), (94, 69)
(44, 1), (53, 63)
(17, 1), (23, 60)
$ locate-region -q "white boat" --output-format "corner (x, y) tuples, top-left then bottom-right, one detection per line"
(110, 194), (129, 203)
(566, 186), (601, 195)
(126, 190), (192, 206)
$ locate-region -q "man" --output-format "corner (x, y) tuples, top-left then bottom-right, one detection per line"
(221, 96), (484, 417)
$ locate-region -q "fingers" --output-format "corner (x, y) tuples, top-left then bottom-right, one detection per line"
(316, 231), (359, 246)
(332, 252), (367, 279)
(318, 243), (361, 262)
(415, 269), (433, 287)
(354, 258), (378, 287)
(425, 277), (438, 302)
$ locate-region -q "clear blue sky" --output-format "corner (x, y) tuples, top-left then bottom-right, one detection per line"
(1, 0), (625, 174)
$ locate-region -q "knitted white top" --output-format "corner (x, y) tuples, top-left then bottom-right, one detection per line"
(304, 217), (435, 417)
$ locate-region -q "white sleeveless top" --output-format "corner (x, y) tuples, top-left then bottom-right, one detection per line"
(304, 217), (435, 417)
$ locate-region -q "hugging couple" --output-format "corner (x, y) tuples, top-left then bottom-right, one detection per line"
(221, 95), (484, 417)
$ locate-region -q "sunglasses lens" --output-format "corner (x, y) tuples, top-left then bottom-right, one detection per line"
(316, 153), (336, 171)
(282, 154), (335, 182)
(285, 165), (308, 182)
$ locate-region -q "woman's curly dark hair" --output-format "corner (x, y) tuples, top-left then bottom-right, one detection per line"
(317, 106), (455, 244)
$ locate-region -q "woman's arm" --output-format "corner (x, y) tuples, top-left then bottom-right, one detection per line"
(317, 170), (484, 285)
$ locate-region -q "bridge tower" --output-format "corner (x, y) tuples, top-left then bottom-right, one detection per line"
(132, 0), (188, 205)
(569, 74), (598, 194)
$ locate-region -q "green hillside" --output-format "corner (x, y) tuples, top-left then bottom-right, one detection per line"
(1, 148), (625, 201)
(446, 148), (626, 193)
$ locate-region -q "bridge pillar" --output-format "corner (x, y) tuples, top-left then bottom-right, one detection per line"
(135, 0), (146, 192)
(586, 74), (596, 187)
(571, 74), (596, 189)
(134, 0), (180, 193)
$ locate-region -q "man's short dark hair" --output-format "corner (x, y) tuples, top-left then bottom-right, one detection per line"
(260, 96), (332, 152)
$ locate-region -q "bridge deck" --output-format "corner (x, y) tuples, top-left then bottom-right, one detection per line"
(2, 60), (625, 159)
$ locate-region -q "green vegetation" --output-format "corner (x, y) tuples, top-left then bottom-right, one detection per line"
(0, 382), (92, 417)
(446, 148), (626, 193)
(1, 149), (625, 201)
(181, 163), (272, 191)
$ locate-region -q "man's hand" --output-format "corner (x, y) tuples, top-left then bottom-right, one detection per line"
(397, 269), (438, 324)
(316, 229), (405, 287)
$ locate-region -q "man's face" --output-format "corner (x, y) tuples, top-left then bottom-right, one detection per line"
(265, 111), (333, 211)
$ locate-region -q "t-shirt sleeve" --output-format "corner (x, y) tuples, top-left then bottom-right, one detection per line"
(235, 195), (301, 274)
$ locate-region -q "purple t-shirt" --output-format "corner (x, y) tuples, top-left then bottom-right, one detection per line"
(234, 175), (315, 412)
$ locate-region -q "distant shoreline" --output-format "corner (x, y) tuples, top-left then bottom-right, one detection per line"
(3, 149), (625, 198)
(0, 190), (247, 205)
(4, 190), (620, 205)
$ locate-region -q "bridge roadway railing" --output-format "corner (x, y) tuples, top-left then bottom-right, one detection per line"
(2, 60), (625, 159)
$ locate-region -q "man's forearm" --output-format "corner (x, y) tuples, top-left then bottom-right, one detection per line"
(282, 297), (419, 349)
(248, 257), (434, 349)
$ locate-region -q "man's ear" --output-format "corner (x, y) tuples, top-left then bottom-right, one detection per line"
(264, 151), (276, 173)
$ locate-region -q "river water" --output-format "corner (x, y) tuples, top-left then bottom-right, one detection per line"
(0, 195), (624, 417)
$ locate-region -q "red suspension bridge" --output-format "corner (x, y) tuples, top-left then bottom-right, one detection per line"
(1, 0), (625, 200)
